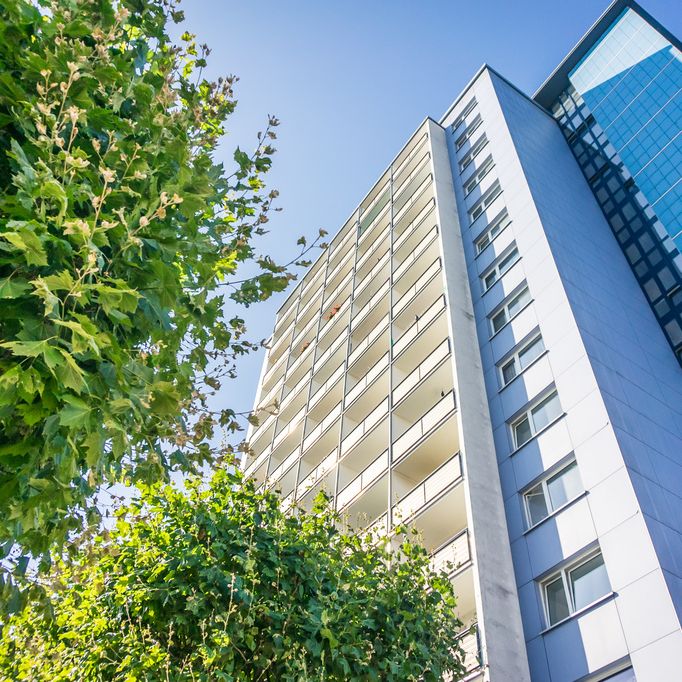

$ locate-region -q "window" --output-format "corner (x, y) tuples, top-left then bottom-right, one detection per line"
(469, 181), (502, 222)
(500, 333), (545, 385)
(524, 460), (582, 526)
(481, 245), (520, 292)
(475, 210), (511, 254)
(459, 134), (488, 172)
(463, 156), (494, 196)
(490, 286), (531, 334)
(542, 551), (610, 626)
(452, 98), (477, 132)
(455, 114), (482, 150)
(511, 390), (562, 448)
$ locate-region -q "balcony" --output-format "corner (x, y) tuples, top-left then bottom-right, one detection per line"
(261, 346), (288, 394)
(393, 130), (428, 181)
(352, 280), (389, 332)
(458, 626), (482, 676)
(322, 268), (352, 310)
(393, 224), (439, 282)
(349, 313), (389, 368)
(318, 296), (351, 346)
(392, 453), (462, 523)
(309, 362), (345, 409)
(356, 226), (389, 276)
(302, 401), (342, 453)
(285, 336), (315, 385)
(313, 329), (347, 375)
(393, 167), (432, 224)
(337, 449), (389, 510)
(393, 138), (429, 191)
(298, 446), (338, 499)
(430, 529), (471, 576)
(268, 446), (301, 486)
(393, 258), (442, 318)
(326, 246), (354, 293)
(393, 295), (446, 358)
(291, 311), (319, 356)
(271, 405), (305, 455)
(244, 448), (269, 480)
(298, 269), (324, 316)
(393, 338), (450, 406)
(393, 391), (456, 462)
(393, 150), (430, 204)
(341, 397), (389, 457)
(359, 184), (390, 238)
(355, 250), (390, 302)
(328, 220), (356, 266)
(345, 352), (389, 408)
(394, 199), (436, 255)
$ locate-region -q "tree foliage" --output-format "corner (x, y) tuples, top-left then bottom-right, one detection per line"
(0, 468), (466, 681)
(0, 0), (323, 560)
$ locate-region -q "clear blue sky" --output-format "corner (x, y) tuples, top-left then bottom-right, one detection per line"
(176, 0), (682, 438)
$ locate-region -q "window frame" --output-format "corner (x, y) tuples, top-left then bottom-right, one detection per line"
(451, 98), (477, 132)
(463, 155), (495, 197)
(459, 134), (488, 173)
(489, 285), (531, 335)
(541, 550), (611, 627)
(475, 210), (511, 255)
(481, 243), (520, 292)
(455, 114), (483, 150)
(510, 388), (562, 449)
(522, 458), (583, 529)
(469, 181), (502, 223)
(498, 332), (545, 386)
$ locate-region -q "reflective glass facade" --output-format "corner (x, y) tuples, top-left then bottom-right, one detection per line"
(549, 6), (682, 361)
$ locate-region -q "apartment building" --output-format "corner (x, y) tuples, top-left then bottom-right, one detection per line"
(243, 2), (682, 680)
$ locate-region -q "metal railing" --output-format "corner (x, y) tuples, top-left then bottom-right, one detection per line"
(393, 339), (449, 405)
(341, 397), (389, 456)
(337, 450), (389, 510)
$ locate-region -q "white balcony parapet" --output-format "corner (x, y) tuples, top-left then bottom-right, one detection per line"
(341, 397), (389, 456)
(272, 406), (306, 450)
(286, 336), (315, 379)
(268, 316), (294, 358)
(393, 296), (445, 357)
(280, 369), (311, 412)
(281, 492), (295, 512)
(318, 297), (351, 344)
(268, 446), (301, 485)
(393, 391), (456, 461)
(326, 246), (354, 285)
(329, 223), (356, 261)
(360, 181), (390, 222)
(358, 198), (390, 244)
(348, 314), (389, 366)
(303, 401), (342, 452)
(262, 346), (288, 388)
(291, 312), (319, 353)
(355, 250), (390, 299)
(323, 269), (352, 310)
(314, 329), (347, 374)
(458, 627), (481, 673)
(392, 132), (428, 180)
(244, 448), (269, 478)
(300, 263), (326, 302)
(249, 409), (276, 445)
(393, 151), (430, 199)
(394, 199), (436, 251)
(298, 447), (338, 497)
(256, 379), (283, 414)
(365, 512), (389, 537)
(337, 449), (389, 510)
(345, 352), (389, 407)
(394, 224), (439, 282)
(393, 453), (461, 521)
(309, 362), (345, 408)
(393, 258), (441, 316)
(430, 530), (470, 575)
(352, 280), (389, 330)
(356, 227), (389, 273)
(393, 339), (450, 405)
(393, 174), (432, 226)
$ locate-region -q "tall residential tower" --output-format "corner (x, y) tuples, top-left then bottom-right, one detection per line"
(243, 2), (682, 680)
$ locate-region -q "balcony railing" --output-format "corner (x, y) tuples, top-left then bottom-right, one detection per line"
(348, 314), (389, 366)
(313, 330), (347, 374)
(458, 626), (482, 674)
(345, 352), (389, 407)
(393, 173), (432, 227)
(393, 453), (461, 522)
(291, 313), (319, 354)
(280, 369), (311, 412)
(268, 446), (301, 485)
(309, 362), (345, 408)
(366, 512), (388, 536)
(272, 406), (306, 450)
(430, 529), (470, 575)
(352, 280), (389, 330)
(394, 199), (435, 251)
(249, 409), (276, 445)
(326, 247), (354, 286)
(262, 346), (288, 389)
(298, 447), (338, 497)
(392, 132), (428, 180)
(356, 226), (389, 273)
(393, 151), (430, 199)
(329, 223), (356, 261)
(359, 185), (390, 237)
(341, 397), (389, 456)
(302, 401), (342, 452)
(337, 449), (389, 509)
(393, 296), (445, 357)
(393, 258), (441, 316)
(355, 250), (390, 299)
(393, 224), (439, 282)
(255, 379), (282, 414)
(393, 391), (456, 461)
(318, 297), (350, 344)
(285, 337), (315, 380)
(393, 339), (450, 405)
(244, 448), (269, 478)
(323, 269), (352, 311)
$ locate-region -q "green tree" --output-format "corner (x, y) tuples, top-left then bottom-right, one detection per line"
(0, 0), (323, 561)
(0, 467), (467, 681)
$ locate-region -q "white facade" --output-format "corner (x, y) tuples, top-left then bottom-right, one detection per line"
(244, 62), (682, 682)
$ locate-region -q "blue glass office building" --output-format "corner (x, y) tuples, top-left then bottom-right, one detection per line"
(536, 1), (682, 362)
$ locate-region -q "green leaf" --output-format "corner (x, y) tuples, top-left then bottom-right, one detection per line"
(0, 277), (31, 299)
(149, 382), (180, 416)
(58, 350), (87, 394)
(58, 395), (91, 428)
(1, 222), (47, 266)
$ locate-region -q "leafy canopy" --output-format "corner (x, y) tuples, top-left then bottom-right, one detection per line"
(0, 468), (467, 681)
(0, 0), (323, 561)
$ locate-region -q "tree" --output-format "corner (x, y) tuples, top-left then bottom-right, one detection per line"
(0, 0), (324, 561)
(0, 467), (467, 681)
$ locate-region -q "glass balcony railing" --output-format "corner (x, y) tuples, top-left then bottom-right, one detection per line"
(345, 352), (389, 407)
(302, 401), (342, 453)
(337, 449), (389, 510)
(430, 529), (470, 575)
(393, 224), (439, 282)
(309, 362), (345, 408)
(392, 132), (428, 181)
(341, 397), (389, 457)
(348, 314), (389, 366)
(352, 280), (389, 330)
(393, 391), (456, 461)
(393, 452), (461, 522)
(298, 447), (338, 498)
(393, 296), (445, 357)
(359, 185), (390, 237)
(393, 258), (441, 316)
(272, 406), (306, 450)
(393, 339), (450, 405)
(268, 446), (301, 485)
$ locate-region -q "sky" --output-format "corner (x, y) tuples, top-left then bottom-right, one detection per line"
(175, 0), (682, 442)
